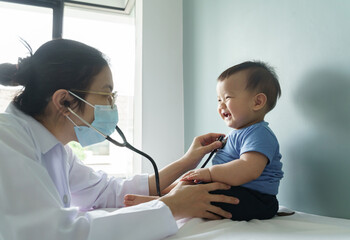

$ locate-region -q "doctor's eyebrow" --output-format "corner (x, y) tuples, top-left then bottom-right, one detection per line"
(102, 84), (113, 92)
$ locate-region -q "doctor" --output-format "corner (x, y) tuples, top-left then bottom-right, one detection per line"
(0, 39), (238, 240)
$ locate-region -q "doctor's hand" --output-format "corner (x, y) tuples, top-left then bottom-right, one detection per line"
(159, 181), (239, 220)
(182, 133), (224, 170)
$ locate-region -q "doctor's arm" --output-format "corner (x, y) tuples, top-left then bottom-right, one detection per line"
(66, 146), (149, 209)
(0, 142), (178, 240)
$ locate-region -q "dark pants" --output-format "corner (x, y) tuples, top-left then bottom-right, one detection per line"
(210, 186), (278, 221)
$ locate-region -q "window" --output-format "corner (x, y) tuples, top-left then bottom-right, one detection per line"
(0, 1), (136, 177)
(64, 6), (136, 177)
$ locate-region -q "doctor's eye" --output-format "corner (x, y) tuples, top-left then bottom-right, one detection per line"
(106, 91), (117, 107)
(106, 96), (114, 107)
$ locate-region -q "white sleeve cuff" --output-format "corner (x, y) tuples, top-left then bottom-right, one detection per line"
(87, 199), (178, 240)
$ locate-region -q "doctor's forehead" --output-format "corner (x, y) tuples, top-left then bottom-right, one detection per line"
(90, 66), (114, 91)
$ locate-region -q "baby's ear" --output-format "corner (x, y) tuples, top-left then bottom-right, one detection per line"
(252, 93), (267, 111)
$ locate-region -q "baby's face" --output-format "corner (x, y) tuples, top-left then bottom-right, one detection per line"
(216, 71), (257, 129)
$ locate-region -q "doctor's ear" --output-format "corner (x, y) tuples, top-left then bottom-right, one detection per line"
(252, 93), (267, 111)
(52, 89), (73, 116)
(63, 101), (70, 107)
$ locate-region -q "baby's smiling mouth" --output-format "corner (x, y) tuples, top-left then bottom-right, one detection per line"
(222, 112), (231, 118)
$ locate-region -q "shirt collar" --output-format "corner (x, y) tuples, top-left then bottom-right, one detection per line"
(5, 103), (62, 154)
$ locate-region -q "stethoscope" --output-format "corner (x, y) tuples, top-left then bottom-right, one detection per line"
(68, 103), (226, 197)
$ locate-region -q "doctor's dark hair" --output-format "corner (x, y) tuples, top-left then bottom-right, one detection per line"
(218, 61), (281, 112)
(0, 39), (108, 117)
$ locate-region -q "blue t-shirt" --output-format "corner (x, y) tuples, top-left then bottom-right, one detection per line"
(212, 121), (283, 195)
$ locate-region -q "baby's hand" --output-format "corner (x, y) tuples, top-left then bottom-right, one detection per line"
(181, 168), (212, 183)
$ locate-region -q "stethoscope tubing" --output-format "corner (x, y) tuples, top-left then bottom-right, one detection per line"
(200, 135), (226, 169)
(106, 126), (161, 197)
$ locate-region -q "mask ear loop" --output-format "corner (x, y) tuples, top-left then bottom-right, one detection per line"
(66, 107), (107, 138)
(64, 92), (82, 129)
(66, 115), (79, 128)
(68, 90), (95, 108)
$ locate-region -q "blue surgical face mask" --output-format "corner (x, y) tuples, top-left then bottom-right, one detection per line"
(66, 91), (119, 147)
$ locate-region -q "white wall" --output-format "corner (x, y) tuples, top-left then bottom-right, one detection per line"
(183, 0), (350, 219)
(135, 0), (184, 174)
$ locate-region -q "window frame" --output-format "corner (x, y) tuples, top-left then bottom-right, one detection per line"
(0, 0), (63, 38)
(65, 0), (135, 13)
(0, 0), (135, 38)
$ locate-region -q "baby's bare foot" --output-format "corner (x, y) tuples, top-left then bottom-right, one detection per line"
(124, 194), (159, 207)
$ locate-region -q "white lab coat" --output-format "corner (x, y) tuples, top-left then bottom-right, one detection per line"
(0, 103), (178, 240)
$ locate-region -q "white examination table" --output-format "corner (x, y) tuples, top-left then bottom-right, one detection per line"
(166, 207), (350, 239)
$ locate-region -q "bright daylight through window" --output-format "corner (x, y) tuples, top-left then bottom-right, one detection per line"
(0, 2), (136, 177)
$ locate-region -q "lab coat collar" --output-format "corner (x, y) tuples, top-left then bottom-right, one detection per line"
(5, 103), (62, 154)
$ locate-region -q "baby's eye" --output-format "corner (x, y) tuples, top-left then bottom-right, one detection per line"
(217, 99), (222, 102)
(225, 96), (232, 100)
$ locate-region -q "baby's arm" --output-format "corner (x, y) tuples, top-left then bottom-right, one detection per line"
(210, 151), (268, 186)
(183, 151), (268, 186)
(181, 168), (212, 183)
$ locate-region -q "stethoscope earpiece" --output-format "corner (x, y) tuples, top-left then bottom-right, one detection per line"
(63, 101), (70, 107)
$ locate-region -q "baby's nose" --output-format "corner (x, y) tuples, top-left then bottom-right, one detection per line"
(218, 101), (227, 108)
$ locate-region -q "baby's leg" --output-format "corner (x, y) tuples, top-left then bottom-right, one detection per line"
(210, 186), (278, 221)
(124, 194), (159, 207)
(123, 181), (193, 207)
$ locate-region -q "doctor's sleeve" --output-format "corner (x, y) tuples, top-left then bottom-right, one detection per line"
(65, 146), (149, 210)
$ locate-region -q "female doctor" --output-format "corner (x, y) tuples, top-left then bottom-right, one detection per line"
(0, 39), (238, 240)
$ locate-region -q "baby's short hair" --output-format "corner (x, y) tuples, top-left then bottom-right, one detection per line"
(218, 61), (281, 112)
